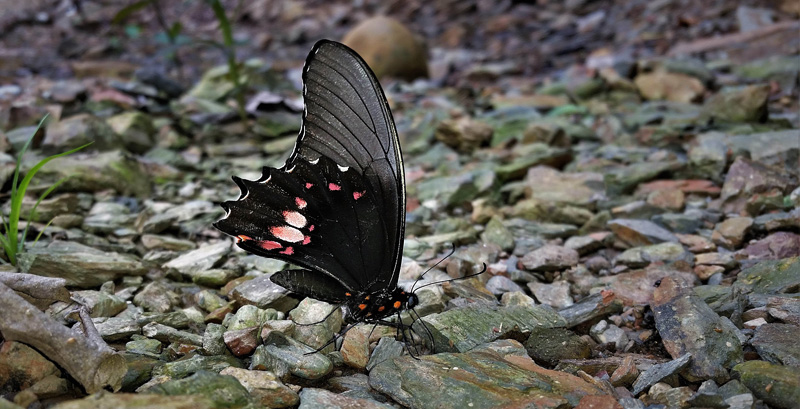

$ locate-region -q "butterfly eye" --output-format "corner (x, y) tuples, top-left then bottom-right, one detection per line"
(406, 294), (419, 309)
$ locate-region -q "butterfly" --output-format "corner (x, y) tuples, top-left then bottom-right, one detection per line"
(215, 39), (429, 352)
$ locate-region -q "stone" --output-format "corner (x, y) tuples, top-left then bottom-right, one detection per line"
(590, 320), (629, 351)
(676, 233), (716, 253)
(496, 144), (573, 181)
(133, 281), (177, 313)
(49, 392), (217, 409)
(711, 217), (753, 249)
(734, 257), (800, 294)
(646, 188), (685, 211)
(631, 353), (692, 395)
(523, 166), (606, 208)
(143, 371), (251, 408)
(0, 341), (61, 393)
(434, 116), (493, 153)
(72, 289), (127, 318)
(418, 304), (566, 353)
(369, 340), (605, 409)
(162, 241), (230, 276)
(608, 219), (679, 247)
(740, 232), (800, 260)
(43, 114), (119, 153)
(231, 274), (299, 312)
(18, 241), (147, 288)
(703, 84), (770, 123)
(651, 277), (743, 382)
(38, 150), (153, 197)
(485, 275), (524, 296)
(480, 216), (515, 251)
(527, 281), (573, 309)
(751, 323), (800, 367)
(255, 331), (333, 380)
(342, 16), (428, 81)
(634, 71), (705, 103)
(106, 111), (155, 154)
(719, 156), (798, 216)
(219, 367), (299, 408)
(519, 245), (579, 272)
(731, 361), (800, 409)
(298, 388), (392, 409)
(615, 242), (692, 268)
(524, 327), (592, 366)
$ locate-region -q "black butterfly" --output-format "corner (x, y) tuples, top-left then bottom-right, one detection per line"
(216, 40), (426, 351)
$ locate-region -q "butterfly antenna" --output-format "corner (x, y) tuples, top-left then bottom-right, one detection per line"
(411, 243), (457, 292)
(412, 262), (488, 292)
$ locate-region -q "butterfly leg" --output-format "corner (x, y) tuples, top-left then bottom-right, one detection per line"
(410, 308), (435, 353)
(304, 322), (357, 355)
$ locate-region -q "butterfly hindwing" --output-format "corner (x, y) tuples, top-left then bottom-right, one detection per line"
(270, 269), (351, 304)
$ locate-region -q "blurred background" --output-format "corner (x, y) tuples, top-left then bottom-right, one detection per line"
(2, 0), (798, 89)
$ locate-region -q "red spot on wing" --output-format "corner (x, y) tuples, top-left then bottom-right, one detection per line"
(295, 197), (307, 209)
(305, 183), (313, 189)
(280, 247), (294, 255)
(258, 240), (282, 250)
(237, 235), (252, 241)
(302, 236), (311, 245)
(353, 191), (365, 200)
(270, 226), (304, 243)
(309, 225), (315, 231)
(393, 301), (401, 309)
(282, 210), (307, 228)
(328, 183), (341, 191)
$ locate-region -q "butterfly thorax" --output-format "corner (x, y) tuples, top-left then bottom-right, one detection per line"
(343, 287), (416, 325)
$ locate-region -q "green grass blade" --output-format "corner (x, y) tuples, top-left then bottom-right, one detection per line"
(111, 0), (153, 24)
(32, 218), (56, 248)
(20, 177), (67, 253)
(4, 114), (49, 264)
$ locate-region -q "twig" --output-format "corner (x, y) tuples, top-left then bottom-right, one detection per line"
(0, 282), (127, 393)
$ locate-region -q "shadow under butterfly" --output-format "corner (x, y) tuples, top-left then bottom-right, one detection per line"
(215, 39), (484, 358)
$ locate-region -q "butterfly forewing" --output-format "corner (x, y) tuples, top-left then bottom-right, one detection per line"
(215, 40), (406, 299)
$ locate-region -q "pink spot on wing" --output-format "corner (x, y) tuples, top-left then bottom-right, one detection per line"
(283, 210), (307, 228)
(305, 183), (313, 189)
(280, 247), (294, 255)
(270, 226), (304, 243)
(353, 191), (365, 200)
(295, 197), (307, 209)
(328, 183), (341, 191)
(258, 240), (282, 250)
(302, 236), (311, 245)
(309, 225), (315, 231)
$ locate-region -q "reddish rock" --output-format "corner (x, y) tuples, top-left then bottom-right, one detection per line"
(637, 180), (721, 197)
(608, 219), (678, 247)
(575, 394), (624, 409)
(676, 234), (717, 253)
(610, 355), (639, 387)
(223, 327), (260, 356)
(646, 189), (685, 212)
(694, 265), (725, 280)
(520, 245), (579, 272)
(740, 232), (800, 260)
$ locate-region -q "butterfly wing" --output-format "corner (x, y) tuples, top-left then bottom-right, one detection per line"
(215, 40), (405, 298)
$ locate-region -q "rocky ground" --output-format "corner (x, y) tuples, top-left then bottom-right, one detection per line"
(1, 1), (799, 409)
